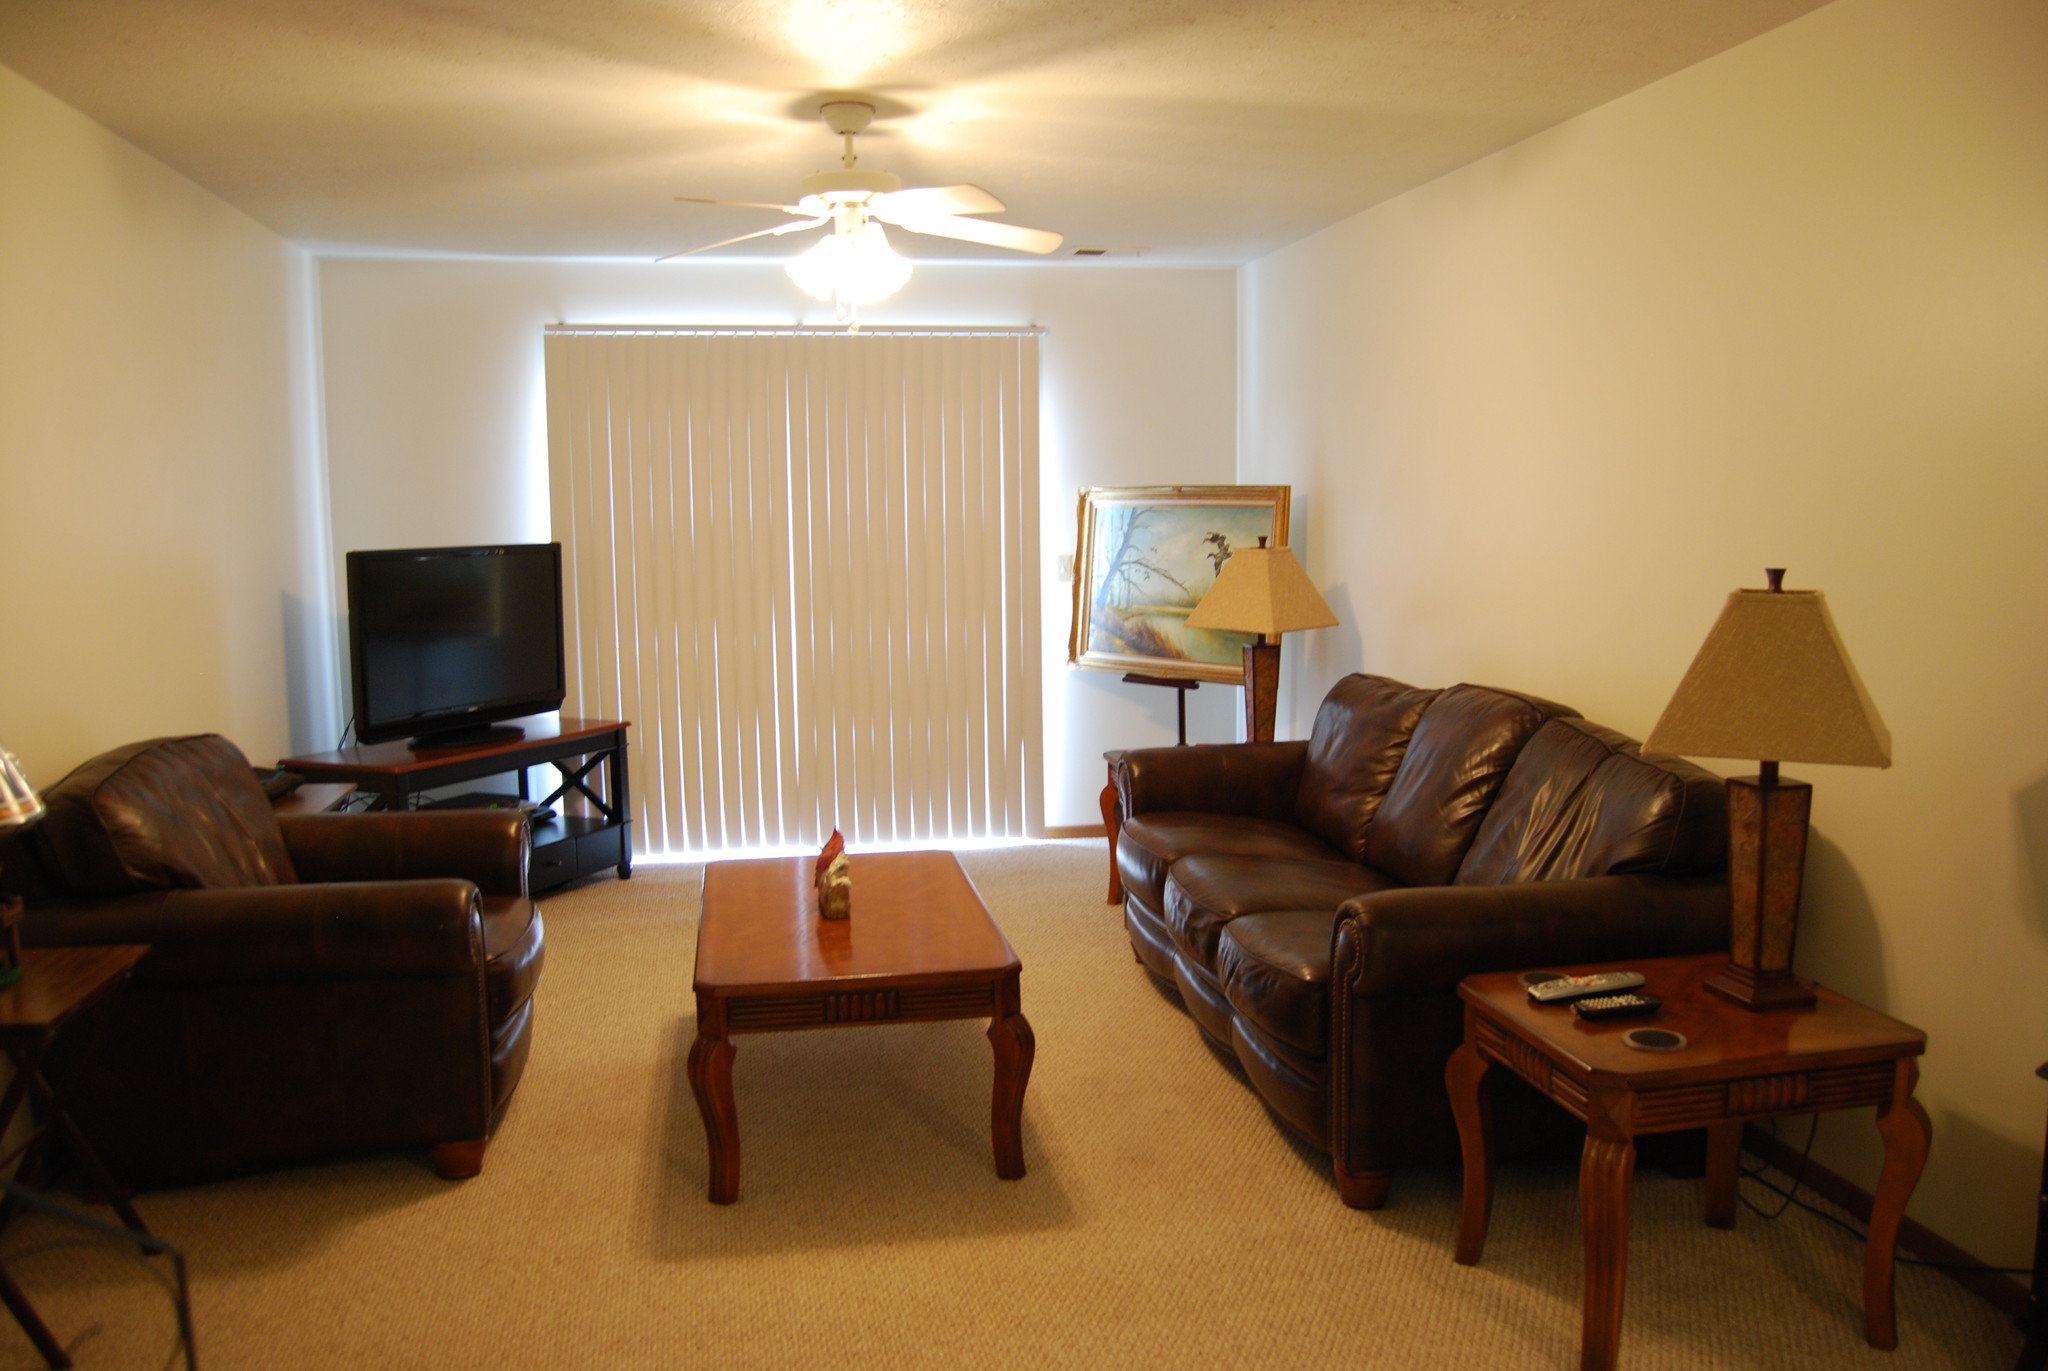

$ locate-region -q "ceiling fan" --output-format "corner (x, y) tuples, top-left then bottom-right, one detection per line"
(663, 100), (1063, 317)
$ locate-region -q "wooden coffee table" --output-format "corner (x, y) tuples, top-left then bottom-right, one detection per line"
(1448, 954), (1929, 1371)
(688, 849), (1034, 1204)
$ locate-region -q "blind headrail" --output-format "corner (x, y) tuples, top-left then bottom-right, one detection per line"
(544, 324), (1045, 338)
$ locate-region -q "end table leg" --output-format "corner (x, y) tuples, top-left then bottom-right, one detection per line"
(1865, 1060), (1932, 1349)
(1100, 772), (1124, 905)
(687, 1027), (740, 1204)
(1580, 1130), (1636, 1371)
(1447, 1041), (1494, 1265)
(1704, 1120), (1741, 1229)
(988, 1009), (1035, 1180)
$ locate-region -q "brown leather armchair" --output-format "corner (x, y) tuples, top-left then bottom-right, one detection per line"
(7, 733), (543, 1190)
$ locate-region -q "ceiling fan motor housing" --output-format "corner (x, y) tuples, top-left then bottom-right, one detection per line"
(800, 168), (902, 204)
(818, 100), (877, 136)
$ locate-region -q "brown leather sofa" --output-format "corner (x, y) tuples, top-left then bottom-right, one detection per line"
(7, 733), (543, 1190)
(1113, 673), (1729, 1208)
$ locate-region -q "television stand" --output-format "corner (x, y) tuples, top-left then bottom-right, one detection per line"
(282, 716), (631, 894)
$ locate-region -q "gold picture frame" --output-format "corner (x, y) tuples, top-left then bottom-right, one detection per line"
(1067, 485), (1292, 684)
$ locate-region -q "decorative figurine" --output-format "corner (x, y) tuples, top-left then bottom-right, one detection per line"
(814, 828), (851, 920)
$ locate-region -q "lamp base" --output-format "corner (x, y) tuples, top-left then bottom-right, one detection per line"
(1241, 640), (1280, 743)
(1704, 961), (1816, 1011)
(1711, 773), (1817, 1012)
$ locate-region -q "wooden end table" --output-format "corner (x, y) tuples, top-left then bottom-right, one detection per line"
(0, 944), (154, 1369)
(1448, 954), (1929, 1371)
(688, 850), (1034, 1204)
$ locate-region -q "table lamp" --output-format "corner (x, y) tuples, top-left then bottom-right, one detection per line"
(0, 744), (45, 989)
(1184, 538), (1338, 743)
(1643, 570), (1890, 1010)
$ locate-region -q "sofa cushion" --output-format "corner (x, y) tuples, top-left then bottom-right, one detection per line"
(1456, 718), (1728, 884)
(1117, 813), (1336, 916)
(36, 735), (297, 896)
(1292, 674), (1440, 861)
(1361, 685), (1577, 887)
(1164, 853), (1399, 973)
(1218, 909), (1339, 1058)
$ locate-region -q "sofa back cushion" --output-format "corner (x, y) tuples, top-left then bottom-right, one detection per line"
(1361, 684), (1578, 887)
(36, 735), (297, 896)
(1292, 675), (1440, 861)
(1456, 718), (1728, 884)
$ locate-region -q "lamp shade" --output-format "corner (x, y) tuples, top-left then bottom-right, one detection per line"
(1643, 586), (1890, 768)
(0, 747), (42, 829)
(1183, 544), (1338, 637)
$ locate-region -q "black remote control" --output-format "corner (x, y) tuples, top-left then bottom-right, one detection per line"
(1572, 992), (1663, 1020)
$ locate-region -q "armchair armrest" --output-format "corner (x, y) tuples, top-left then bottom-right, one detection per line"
(1115, 741), (1308, 822)
(1332, 875), (1730, 998)
(279, 810), (529, 897)
(24, 881), (486, 982)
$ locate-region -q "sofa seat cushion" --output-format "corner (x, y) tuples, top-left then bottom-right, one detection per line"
(1219, 910), (1340, 1058)
(1117, 813), (1336, 916)
(479, 896), (545, 1026)
(1164, 854), (1398, 974)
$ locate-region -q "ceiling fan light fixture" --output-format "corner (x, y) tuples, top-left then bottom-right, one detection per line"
(786, 218), (912, 307)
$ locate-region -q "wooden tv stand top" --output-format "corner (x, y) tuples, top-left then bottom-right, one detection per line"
(283, 716), (628, 778)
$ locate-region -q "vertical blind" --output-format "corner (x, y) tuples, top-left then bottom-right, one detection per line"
(543, 326), (1042, 856)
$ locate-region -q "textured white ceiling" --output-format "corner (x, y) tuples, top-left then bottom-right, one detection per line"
(0, 0), (1831, 264)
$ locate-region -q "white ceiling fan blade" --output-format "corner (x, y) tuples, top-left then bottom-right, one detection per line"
(890, 214), (1064, 255)
(673, 195), (806, 214)
(872, 184), (1006, 220)
(656, 217), (826, 261)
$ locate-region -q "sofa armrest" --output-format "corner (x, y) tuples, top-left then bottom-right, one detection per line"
(23, 881), (486, 982)
(278, 810), (529, 897)
(1331, 875), (1730, 998)
(1115, 741), (1308, 822)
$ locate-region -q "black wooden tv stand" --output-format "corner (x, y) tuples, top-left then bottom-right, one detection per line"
(282, 716), (632, 894)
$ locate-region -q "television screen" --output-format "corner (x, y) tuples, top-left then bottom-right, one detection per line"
(346, 543), (566, 746)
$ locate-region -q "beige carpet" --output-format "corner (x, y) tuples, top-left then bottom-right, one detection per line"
(0, 842), (2021, 1369)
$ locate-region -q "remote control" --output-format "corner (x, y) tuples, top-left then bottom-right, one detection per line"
(1572, 992), (1663, 1019)
(1527, 970), (1646, 1004)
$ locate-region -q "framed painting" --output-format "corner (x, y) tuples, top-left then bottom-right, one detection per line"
(1068, 485), (1292, 684)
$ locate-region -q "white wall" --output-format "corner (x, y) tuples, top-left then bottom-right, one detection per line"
(1241, 0), (2048, 1265)
(0, 64), (329, 782)
(315, 258), (1239, 830)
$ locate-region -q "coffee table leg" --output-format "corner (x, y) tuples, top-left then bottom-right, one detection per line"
(1581, 1121), (1636, 1371)
(1447, 1040), (1493, 1265)
(687, 1020), (741, 1205)
(1865, 1059), (1931, 1349)
(988, 1007), (1034, 1180)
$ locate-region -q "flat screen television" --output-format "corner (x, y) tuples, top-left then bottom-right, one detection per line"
(346, 543), (566, 747)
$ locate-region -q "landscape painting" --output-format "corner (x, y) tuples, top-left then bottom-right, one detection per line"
(1069, 485), (1291, 683)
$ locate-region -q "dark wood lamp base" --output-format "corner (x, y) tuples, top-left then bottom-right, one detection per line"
(1241, 639), (1280, 744)
(1708, 771), (1818, 1012)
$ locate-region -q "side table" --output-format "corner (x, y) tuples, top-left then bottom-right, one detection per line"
(0, 944), (154, 1369)
(1448, 953), (1929, 1371)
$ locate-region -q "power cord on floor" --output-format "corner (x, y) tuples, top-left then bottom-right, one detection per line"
(1737, 1117), (2031, 1276)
